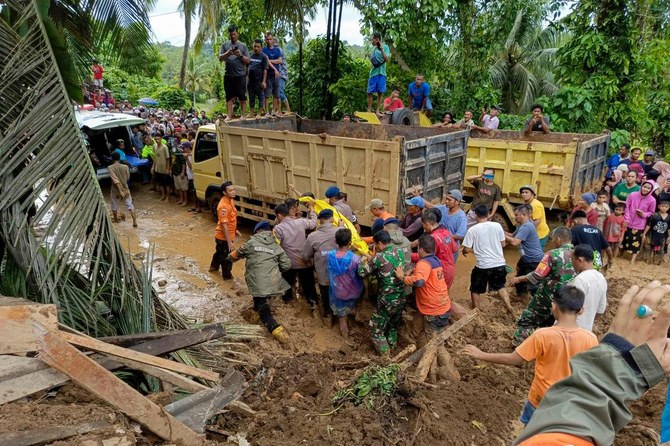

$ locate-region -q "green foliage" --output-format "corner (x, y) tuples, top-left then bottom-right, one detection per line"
(329, 59), (369, 117)
(539, 86), (598, 133)
(112, 38), (166, 79)
(104, 66), (162, 103)
(155, 86), (192, 111)
(332, 365), (400, 410)
(212, 101), (228, 117)
(609, 129), (631, 153)
(498, 113), (526, 130)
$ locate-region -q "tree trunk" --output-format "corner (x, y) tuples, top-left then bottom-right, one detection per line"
(179, 14), (191, 89)
(387, 42), (410, 72)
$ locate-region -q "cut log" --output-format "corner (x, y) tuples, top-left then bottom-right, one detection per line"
(227, 401), (256, 416)
(164, 370), (246, 433)
(436, 345), (461, 381)
(414, 347), (437, 382)
(0, 419), (109, 446)
(0, 297), (58, 354)
(97, 323), (226, 349)
(390, 344), (416, 363)
(400, 308), (479, 371)
(57, 331), (219, 382)
(35, 324), (204, 445)
(102, 354), (209, 394)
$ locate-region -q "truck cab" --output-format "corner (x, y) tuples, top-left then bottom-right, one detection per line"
(191, 124), (226, 219)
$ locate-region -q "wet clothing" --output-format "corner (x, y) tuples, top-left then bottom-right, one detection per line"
(229, 231), (291, 297)
(403, 254), (452, 316)
(327, 250), (364, 317)
(332, 199), (358, 225)
(211, 239), (233, 279)
(514, 243), (575, 344)
(302, 224), (339, 286)
(359, 245), (406, 350)
(281, 267), (318, 307)
(274, 212), (318, 269)
(515, 333), (665, 446)
(399, 212), (423, 241)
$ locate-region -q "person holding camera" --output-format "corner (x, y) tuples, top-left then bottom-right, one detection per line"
(219, 24), (250, 121)
(366, 32), (390, 115)
(523, 104), (550, 136)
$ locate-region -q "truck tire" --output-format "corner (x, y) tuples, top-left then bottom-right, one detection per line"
(390, 108), (414, 126)
(208, 191), (222, 222)
(491, 212), (512, 233)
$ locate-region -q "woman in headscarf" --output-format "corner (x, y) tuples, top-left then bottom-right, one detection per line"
(653, 161), (670, 187)
(622, 180), (657, 263)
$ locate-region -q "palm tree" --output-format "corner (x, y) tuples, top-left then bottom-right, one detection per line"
(489, 10), (564, 114)
(184, 56), (212, 106)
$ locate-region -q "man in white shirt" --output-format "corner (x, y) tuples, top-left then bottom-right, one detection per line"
(462, 204), (513, 315)
(571, 244), (607, 331)
(472, 105), (500, 133)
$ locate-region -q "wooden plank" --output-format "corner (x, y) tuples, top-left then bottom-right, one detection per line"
(164, 371), (245, 433)
(57, 331), (219, 382)
(0, 419), (109, 446)
(97, 323), (225, 348)
(103, 354), (209, 394)
(0, 298), (58, 354)
(400, 308), (479, 371)
(35, 324), (204, 445)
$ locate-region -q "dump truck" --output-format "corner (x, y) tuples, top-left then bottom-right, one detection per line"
(191, 117), (469, 227)
(464, 130), (610, 231)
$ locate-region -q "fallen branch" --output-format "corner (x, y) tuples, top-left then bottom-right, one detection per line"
(390, 344), (416, 363)
(400, 308), (479, 371)
(0, 420), (109, 446)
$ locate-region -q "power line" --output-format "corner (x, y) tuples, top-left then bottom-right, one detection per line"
(149, 10), (181, 18)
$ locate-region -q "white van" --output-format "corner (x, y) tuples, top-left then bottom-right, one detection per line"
(76, 111), (149, 180)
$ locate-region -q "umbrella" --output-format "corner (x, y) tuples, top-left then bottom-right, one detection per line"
(138, 97), (158, 106)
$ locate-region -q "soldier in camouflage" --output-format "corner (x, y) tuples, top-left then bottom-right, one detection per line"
(358, 230), (406, 355)
(509, 226), (576, 345)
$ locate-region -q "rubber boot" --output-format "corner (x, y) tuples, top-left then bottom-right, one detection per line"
(272, 326), (289, 343)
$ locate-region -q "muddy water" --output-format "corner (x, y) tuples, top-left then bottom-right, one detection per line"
(112, 185), (523, 320)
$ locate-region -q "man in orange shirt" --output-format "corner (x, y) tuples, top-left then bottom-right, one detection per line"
(463, 284), (598, 425)
(395, 235), (452, 335)
(209, 181), (241, 280)
(362, 198), (394, 244)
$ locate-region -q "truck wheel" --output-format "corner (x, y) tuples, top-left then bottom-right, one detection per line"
(491, 212), (512, 233)
(208, 192), (222, 222)
(390, 108), (414, 126)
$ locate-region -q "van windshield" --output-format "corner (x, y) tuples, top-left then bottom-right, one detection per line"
(194, 132), (218, 162)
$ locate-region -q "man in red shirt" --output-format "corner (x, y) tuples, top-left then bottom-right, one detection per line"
(410, 210), (458, 288)
(383, 88), (404, 112)
(91, 60), (104, 88)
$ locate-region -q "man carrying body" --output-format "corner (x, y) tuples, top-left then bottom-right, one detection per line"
(462, 205), (513, 314)
(219, 25), (250, 120)
(383, 88), (404, 112)
(108, 152), (138, 227)
(362, 198), (394, 242)
(366, 32), (390, 115)
(408, 75), (432, 117)
(302, 209), (339, 320)
(209, 181), (241, 280)
(519, 185), (550, 248)
(274, 202), (319, 309)
(465, 168), (502, 228)
(523, 104), (550, 136)
(570, 244), (607, 332)
(505, 205), (545, 297)
(262, 32), (283, 116)
(510, 226), (576, 344)
(325, 185), (360, 233)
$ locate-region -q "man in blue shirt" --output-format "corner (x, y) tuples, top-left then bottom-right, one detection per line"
(262, 32), (283, 116)
(366, 32), (390, 115)
(408, 74), (432, 117)
(505, 205), (545, 296)
(423, 189), (467, 262)
(606, 143), (630, 178)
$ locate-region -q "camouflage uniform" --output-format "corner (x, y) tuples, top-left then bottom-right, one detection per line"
(513, 243), (576, 345)
(358, 245), (406, 354)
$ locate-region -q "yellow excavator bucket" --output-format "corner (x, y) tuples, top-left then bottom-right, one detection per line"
(353, 112), (381, 124)
(418, 112), (432, 127)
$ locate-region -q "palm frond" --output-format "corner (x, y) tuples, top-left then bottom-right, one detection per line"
(504, 10), (524, 52)
(0, 0), (184, 336)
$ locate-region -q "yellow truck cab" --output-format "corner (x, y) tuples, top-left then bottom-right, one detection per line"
(191, 117), (470, 225)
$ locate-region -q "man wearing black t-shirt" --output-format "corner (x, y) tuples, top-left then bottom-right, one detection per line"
(571, 210), (614, 269)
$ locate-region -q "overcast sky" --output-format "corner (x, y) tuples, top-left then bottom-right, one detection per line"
(149, 0), (366, 46)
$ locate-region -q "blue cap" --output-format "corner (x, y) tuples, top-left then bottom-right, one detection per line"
(383, 217), (400, 226)
(253, 221), (271, 233)
(405, 197), (425, 208)
(317, 209), (334, 219)
(581, 192), (597, 205)
(324, 186), (340, 198)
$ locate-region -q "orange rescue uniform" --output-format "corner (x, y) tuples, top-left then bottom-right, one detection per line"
(215, 196), (237, 241)
(403, 255), (451, 315)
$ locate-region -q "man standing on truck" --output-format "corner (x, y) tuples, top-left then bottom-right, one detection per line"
(325, 185), (361, 233)
(408, 75), (432, 117)
(523, 104), (550, 136)
(274, 202), (319, 308)
(209, 181), (241, 280)
(247, 39), (269, 118)
(262, 32), (284, 116)
(219, 25), (250, 121)
(302, 209), (339, 322)
(519, 185), (550, 249)
(367, 32), (390, 115)
(465, 168), (502, 228)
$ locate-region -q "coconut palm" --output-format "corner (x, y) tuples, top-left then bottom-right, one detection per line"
(489, 9), (564, 114)
(184, 56), (212, 106)
(0, 0), (183, 336)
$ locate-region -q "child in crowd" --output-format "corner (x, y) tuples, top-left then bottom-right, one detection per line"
(643, 200), (670, 264)
(395, 235), (452, 337)
(603, 203), (626, 257)
(463, 284), (598, 425)
(326, 228), (364, 337)
(591, 189), (611, 230)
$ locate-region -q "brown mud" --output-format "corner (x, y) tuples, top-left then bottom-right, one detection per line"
(2, 185), (666, 445)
